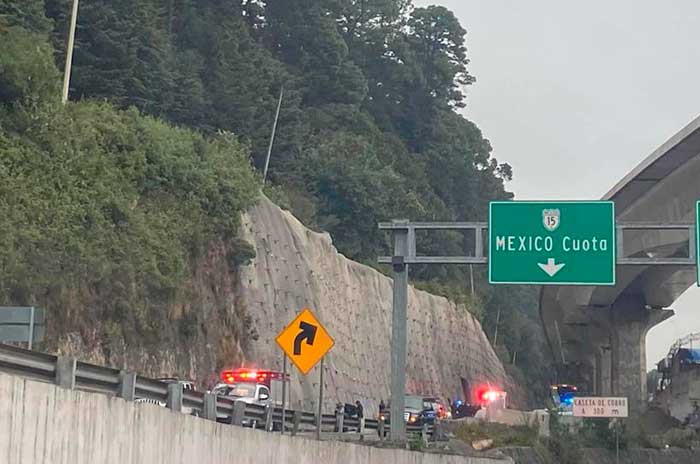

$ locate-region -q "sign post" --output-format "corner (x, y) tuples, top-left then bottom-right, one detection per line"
(317, 357), (324, 440)
(615, 419), (620, 464)
(489, 201), (616, 285)
(276, 308), (334, 440)
(281, 355), (287, 434)
(574, 397), (628, 464)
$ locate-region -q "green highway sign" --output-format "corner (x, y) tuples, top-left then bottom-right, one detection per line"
(489, 201), (616, 285)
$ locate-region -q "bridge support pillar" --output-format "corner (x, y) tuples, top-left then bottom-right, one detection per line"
(575, 358), (595, 395)
(594, 351), (603, 395)
(595, 347), (612, 396)
(610, 296), (672, 415)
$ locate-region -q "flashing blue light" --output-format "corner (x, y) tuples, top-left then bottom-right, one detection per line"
(560, 392), (575, 406)
(455, 400), (463, 406)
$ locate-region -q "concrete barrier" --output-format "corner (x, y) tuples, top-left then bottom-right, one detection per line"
(501, 446), (700, 464)
(476, 408), (550, 437)
(0, 373), (510, 464)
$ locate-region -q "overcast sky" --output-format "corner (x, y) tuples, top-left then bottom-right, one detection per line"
(415, 0), (700, 370)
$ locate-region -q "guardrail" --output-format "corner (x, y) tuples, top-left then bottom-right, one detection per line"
(0, 343), (437, 441)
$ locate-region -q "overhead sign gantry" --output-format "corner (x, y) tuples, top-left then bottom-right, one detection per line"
(378, 199), (699, 441)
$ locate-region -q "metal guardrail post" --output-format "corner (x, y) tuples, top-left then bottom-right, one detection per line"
(232, 400), (246, 426)
(378, 418), (385, 440)
(315, 412), (321, 440)
(118, 372), (136, 401)
(358, 417), (365, 441)
(335, 411), (344, 433)
(292, 410), (302, 436)
(55, 357), (76, 389)
(203, 393), (217, 421)
(166, 383), (183, 412)
(265, 404), (274, 431)
(421, 423), (428, 446)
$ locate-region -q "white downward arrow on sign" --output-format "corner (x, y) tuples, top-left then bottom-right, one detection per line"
(538, 258), (566, 277)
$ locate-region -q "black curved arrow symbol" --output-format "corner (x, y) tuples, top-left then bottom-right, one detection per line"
(293, 321), (318, 355)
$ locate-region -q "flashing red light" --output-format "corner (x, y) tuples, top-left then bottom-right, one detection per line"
(220, 368), (285, 385)
(476, 386), (504, 404)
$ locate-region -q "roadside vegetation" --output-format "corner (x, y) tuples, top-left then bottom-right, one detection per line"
(1, 0), (550, 403)
(453, 410), (700, 464)
(456, 421), (540, 448)
(0, 8), (258, 357)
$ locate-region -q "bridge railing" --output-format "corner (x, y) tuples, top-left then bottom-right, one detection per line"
(0, 343), (436, 441)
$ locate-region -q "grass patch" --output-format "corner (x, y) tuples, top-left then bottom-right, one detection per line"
(455, 421), (539, 448)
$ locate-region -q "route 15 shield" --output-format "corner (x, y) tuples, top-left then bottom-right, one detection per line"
(542, 209), (561, 232)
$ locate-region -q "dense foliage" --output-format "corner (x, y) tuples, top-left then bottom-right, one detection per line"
(1, 0), (550, 402)
(0, 1), (259, 351)
(39, 0), (513, 255)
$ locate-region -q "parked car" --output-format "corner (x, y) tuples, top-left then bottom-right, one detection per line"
(423, 396), (448, 419)
(217, 368), (287, 406)
(378, 395), (438, 436)
(211, 381), (272, 405)
(451, 400), (481, 418)
(211, 381), (283, 429)
(134, 377), (198, 416)
(405, 396), (437, 425)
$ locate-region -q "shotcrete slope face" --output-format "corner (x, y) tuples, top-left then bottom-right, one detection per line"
(239, 196), (515, 413)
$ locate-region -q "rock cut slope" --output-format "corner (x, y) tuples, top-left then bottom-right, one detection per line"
(239, 196), (518, 412)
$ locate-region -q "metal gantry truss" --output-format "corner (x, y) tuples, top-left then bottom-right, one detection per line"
(377, 219), (697, 441)
(379, 221), (697, 266)
(615, 222), (696, 266)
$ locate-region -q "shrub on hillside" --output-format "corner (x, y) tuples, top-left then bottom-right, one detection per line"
(1, 101), (259, 339)
(0, 20), (259, 345)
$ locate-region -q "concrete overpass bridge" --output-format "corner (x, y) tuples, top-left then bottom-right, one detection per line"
(540, 115), (700, 413)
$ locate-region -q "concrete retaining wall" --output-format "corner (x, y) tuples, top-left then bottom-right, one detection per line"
(239, 196), (520, 414)
(48, 194), (519, 414)
(0, 373), (510, 464)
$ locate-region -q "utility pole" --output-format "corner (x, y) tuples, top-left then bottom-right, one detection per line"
(469, 264), (475, 296)
(493, 308), (501, 346)
(262, 86), (284, 184)
(61, 0), (80, 104)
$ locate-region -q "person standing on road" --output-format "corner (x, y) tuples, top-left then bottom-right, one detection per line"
(379, 399), (386, 413)
(355, 400), (364, 419)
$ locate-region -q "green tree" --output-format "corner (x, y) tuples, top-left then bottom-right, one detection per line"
(3, 0), (552, 404)
(407, 6), (474, 108)
(0, 0), (51, 33)
(265, 0), (367, 106)
(0, 25), (60, 107)
(64, 0), (174, 113)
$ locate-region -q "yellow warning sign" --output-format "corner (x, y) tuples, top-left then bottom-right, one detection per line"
(276, 308), (334, 375)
